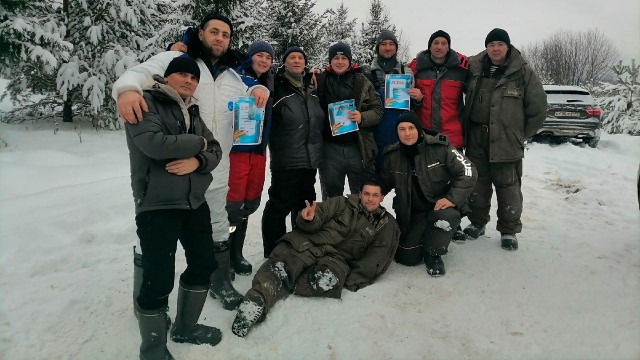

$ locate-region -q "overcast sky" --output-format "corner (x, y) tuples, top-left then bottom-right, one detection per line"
(318, 0), (640, 61)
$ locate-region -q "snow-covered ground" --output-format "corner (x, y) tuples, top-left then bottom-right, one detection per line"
(0, 121), (639, 360)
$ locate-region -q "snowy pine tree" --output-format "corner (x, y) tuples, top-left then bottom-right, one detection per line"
(229, 0), (270, 52)
(319, 1), (357, 64)
(352, 0), (396, 66)
(593, 59), (640, 135)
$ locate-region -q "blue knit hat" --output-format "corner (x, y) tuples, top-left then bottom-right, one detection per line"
(247, 40), (275, 60)
(329, 41), (352, 64)
(282, 46), (307, 65)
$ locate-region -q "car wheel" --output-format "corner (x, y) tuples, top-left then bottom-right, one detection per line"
(585, 137), (599, 148)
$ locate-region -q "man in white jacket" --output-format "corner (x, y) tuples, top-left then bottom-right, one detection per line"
(114, 13), (269, 311)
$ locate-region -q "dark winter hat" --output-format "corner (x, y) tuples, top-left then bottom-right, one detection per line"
(164, 56), (201, 82)
(428, 30), (451, 49)
(376, 30), (398, 49)
(247, 40), (275, 60)
(282, 46), (307, 65)
(485, 28), (510, 47)
(396, 111), (422, 133)
(329, 41), (352, 64)
(199, 13), (234, 37)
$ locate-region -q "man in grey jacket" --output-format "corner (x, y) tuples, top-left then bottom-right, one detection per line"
(126, 57), (223, 359)
(461, 28), (547, 250)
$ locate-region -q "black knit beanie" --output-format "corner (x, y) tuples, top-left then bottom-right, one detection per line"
(328, 42), (352, 64)
(164, 56), (201, 82)
(396, 111), (424, 143)
(485, 28), (510, 47)
(282, 46), (307, 65)
(428, 30), (451, 49)
(199, 13), (234, 38)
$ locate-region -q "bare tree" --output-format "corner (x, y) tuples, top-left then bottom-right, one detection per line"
(522, 28), (619, 87)
(395, 29), (412, 64)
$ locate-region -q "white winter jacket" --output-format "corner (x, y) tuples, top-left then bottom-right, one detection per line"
(112, 51), (269, 188)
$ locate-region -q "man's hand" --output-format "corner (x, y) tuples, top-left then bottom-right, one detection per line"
(117, 90), (148, 124)
(169, 41), (188, 52)
(166, 157), (199, 175)
(434, 198), (455, 210)
(407, 88), (424, 102)
(348, 110), (361, 124)
(301, 200), (317, 221)
(250, 88), (268, 108)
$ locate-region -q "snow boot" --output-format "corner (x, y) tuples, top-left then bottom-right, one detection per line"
(133, 246), (143, 318)
(136, 304), (174, 360)
(231, 291), (265, 338)
(424, 254), (445, 277)
(463, 223), (486, 239)
(451, 225), (466, 243)
(230, 219), (252, 276)
(501, 233), (518, 251)
(209, 241), (244, 310)
(170, 281), (222, 347)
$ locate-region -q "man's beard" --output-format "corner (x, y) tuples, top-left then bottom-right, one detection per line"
(203, 42), (227, 61)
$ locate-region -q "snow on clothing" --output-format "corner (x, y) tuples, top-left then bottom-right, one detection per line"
(367, 58), (414, 173)
(408, 49), (469, 149)
(112, 50), (268, 243)
(315, 66), (383, 199)
(247, 194), (400, 316)
(125, 78), (220, 310)
(226, 60), (275, 226)
(125, 77), (222, 215)
(461, 47), (546, 234)
(381, 132), (477, 264)
(261, 67), (325, 257)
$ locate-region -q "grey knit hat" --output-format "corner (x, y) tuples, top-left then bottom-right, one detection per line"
(247, 40), (275, 59)
(376, 30), (398, 49)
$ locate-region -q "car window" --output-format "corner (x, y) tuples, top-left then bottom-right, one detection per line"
(545, 90), (594, 104)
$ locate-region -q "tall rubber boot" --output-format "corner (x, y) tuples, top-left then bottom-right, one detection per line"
(133, 246), (143, 318)
(170, 281), (222, 346)
(230, 219), (252, 275)
(136, 304), (174, 360)
(209, 241), (244, 310)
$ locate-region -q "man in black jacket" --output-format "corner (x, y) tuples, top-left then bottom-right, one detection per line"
(382, 112), (477, 276)
(125, 57), (223, 359)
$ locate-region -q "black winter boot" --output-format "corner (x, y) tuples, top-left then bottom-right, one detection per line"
(463, 223), (486, 239)
(231, 291), (265, 338)
(170, 281), (222, 346)
(424, 254), (446, 277)
(230, 219), (252, 275)
(133, 246), (143, 318)
(136, 304), (174, 360)
(209, 241), (244, 310)
(452, 225), (466, 243)
(501, 233), (518, 251)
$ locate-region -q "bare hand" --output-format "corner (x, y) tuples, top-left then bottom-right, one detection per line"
(250, 88), (268, 108)
(170, 42), (188, 52)
(348, 110), (361, 124)
(310, 69), (321, 87)
(117, 90), (148, 124)
(166, 157), (199, 175)
(407, 88), (424, 102)
(434, 198), (455, 210)
(301, 200), (317, 221)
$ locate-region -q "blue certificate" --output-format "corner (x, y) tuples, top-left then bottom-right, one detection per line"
(328, 99), (358, 136)
(384, 74), (412, 110)
(233, 97), (264, 145)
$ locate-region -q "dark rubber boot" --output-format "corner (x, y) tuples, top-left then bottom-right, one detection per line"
(136, 304), (174, 360)
(170, 281), (222, 346)
(231, 291), (265, 338)
(230, 219), (252, 276)
(209, 241), (244, 310)
(501, 233), (518, 251)
(133, 246), (143, 318)
(463, 223), (486, 239)
(424, 254), (446, 277)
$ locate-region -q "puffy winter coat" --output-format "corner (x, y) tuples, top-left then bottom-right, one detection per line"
(462, 47), (547, 162)
(382, 132), (477, 235)
(316, 67), (383, 169)
(125, 78), (222, 214)
(112, 51), (268, 188)
(409, 49), (469, 149)
(269, 67), (325, 170)
(280, 194), (400, 291)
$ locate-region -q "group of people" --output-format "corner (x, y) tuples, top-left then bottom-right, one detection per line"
(115, 12), (547, 359)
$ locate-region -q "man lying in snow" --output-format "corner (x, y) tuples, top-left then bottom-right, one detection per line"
(231, 180), (400, 337)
